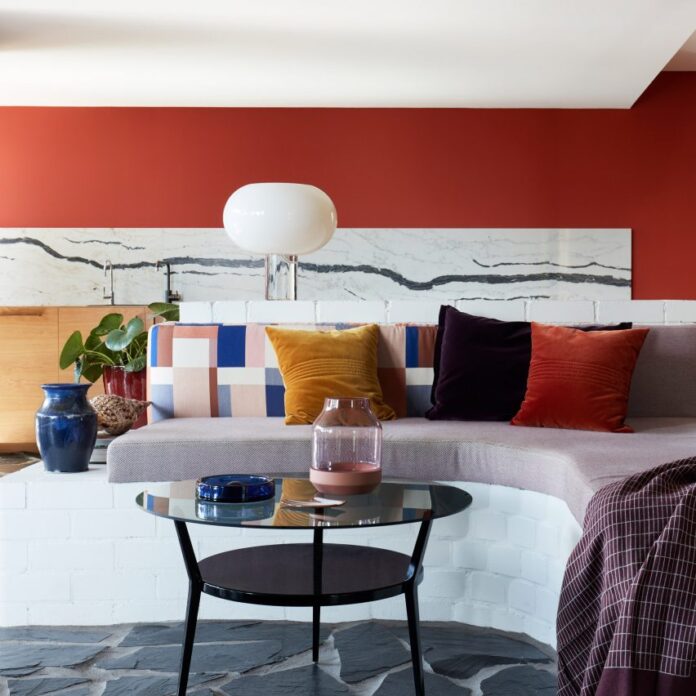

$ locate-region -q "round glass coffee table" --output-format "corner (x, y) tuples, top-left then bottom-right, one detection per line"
(137, 476), (471, 696)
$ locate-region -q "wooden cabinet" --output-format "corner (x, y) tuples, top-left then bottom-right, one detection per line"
(0, 307), (59, 450)
(0, 305), (150, 451)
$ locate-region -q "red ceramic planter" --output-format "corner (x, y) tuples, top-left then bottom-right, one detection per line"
(102, 366), (147, 428)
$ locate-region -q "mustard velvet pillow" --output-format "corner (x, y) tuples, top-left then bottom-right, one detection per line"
(265, 324), (397, 425)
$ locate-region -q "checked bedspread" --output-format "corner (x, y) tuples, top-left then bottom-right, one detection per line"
(557, 458), (696, 696)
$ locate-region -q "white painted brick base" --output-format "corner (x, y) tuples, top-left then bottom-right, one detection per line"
(0, 464), (581, 648)
(180, 299), (696, 326)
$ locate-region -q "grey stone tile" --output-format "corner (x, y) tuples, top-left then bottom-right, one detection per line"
(102, 673), (217, 695)
(0, 621), (557, 695)
(374, 668), (472, 696)
(7, 677), (89, 695)
(0, 668), (42, 678)
(0, 627), (112, 644)
(388, 624), (551, 679)
(96, 641), (281, 673)
(334, 623), (410, 683)
(119, 621), (258, 646)
(0, 644), (104, 674)
(480, 666), (557, 695)
(222, 622), (330, 659)
(391, 623), (551, 661)
(429, 653), (522, 678)
(221, 664), (349, 695)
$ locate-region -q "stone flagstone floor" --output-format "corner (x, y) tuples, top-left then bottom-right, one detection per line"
(0, 620), (557, 695)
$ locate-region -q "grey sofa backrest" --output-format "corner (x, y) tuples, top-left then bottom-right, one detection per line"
(627, 325), (696, 417)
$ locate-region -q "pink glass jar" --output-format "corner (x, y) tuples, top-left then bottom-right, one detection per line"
(310, 397), (382, 495)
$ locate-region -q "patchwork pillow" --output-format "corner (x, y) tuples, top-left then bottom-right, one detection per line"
(147, 323), (285, 422)
(377, 323), (437, 418)
(511, 323), (649, 432)
(265, 324), (396, 425)
(147, 322), (437, 422)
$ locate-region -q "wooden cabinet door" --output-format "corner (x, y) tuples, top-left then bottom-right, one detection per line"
(0, 307), (59, 449)
(57, 306), (152, 397)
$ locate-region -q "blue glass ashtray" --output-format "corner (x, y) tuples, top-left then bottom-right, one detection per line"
(196, 475), (275, 503)
(196, 498), (275, 523)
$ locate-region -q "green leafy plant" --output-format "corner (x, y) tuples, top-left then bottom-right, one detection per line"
(59, 302), (179, 383)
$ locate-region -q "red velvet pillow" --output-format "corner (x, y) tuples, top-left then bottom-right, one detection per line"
(511, 323), (649, 433)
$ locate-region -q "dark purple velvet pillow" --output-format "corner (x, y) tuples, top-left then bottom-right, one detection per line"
(426, 306), (631, 422)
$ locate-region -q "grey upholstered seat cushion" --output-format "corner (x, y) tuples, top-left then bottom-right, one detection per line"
(107, 416), (696, 522)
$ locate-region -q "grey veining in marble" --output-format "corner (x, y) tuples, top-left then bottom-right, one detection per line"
(0, 228), (630, 305)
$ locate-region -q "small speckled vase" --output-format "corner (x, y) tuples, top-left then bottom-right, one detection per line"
(36, 383), (98, 473)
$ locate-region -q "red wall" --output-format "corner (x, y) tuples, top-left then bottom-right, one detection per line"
(1, 72), (695, 298)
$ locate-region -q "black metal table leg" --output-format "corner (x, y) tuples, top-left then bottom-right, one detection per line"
(406, 514), (433, 696)
(174, 520), (203, 696)
(312, 527), (324, 662)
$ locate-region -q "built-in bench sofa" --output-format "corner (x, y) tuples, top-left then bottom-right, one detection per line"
(4, 316), (696, 647)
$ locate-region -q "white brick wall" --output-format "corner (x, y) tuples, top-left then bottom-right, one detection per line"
(211, 300), (246, 324)
(247, 300), (315, 324)
(179, 301), (213, 323)
(316, 301), (387, 324)
(387, 301), (447, 324)
(180, 298), (696, 326)
(595, 300), (664, 324)
(665, 301), (696, 323)
(527, 300), (595, 324)
(0, 463), (580, 649)
(455, 299), (526, 322)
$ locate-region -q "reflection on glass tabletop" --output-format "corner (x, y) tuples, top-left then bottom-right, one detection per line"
(136, 475), (472, 529)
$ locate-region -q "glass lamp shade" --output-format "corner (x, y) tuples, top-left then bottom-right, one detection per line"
(223, 183), (337, 256)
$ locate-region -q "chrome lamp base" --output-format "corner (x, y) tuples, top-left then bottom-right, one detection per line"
(265, 254), (298, 300)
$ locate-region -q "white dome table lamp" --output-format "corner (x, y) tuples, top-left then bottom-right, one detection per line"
(223, 183), (337, 300)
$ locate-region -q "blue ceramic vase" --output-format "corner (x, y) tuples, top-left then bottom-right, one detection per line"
(36, 383), (98, 473)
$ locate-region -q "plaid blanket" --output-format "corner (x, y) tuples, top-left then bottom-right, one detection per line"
(557, 458), (696, 696)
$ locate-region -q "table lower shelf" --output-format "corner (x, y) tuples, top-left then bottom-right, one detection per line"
(198, 543), (421, 607)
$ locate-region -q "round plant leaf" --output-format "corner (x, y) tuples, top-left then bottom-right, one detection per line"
(60, 331), (84, 369)
(125, 355), (147, 373)
(148, 302), (172, 314)
(92, 313), (124, 337)
(81, 361), (104, 383)
(124, 316), (145, 340)
(148, 302), (180, 321)
(105, 328), (129, 352)
(105, 317), (145, 352)
(84, 333), (103, 350)
(130, 331), (148, 356)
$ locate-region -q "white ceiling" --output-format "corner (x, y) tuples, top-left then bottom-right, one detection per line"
(0, 0), (694, 108)
(666, 29), (696, 69)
